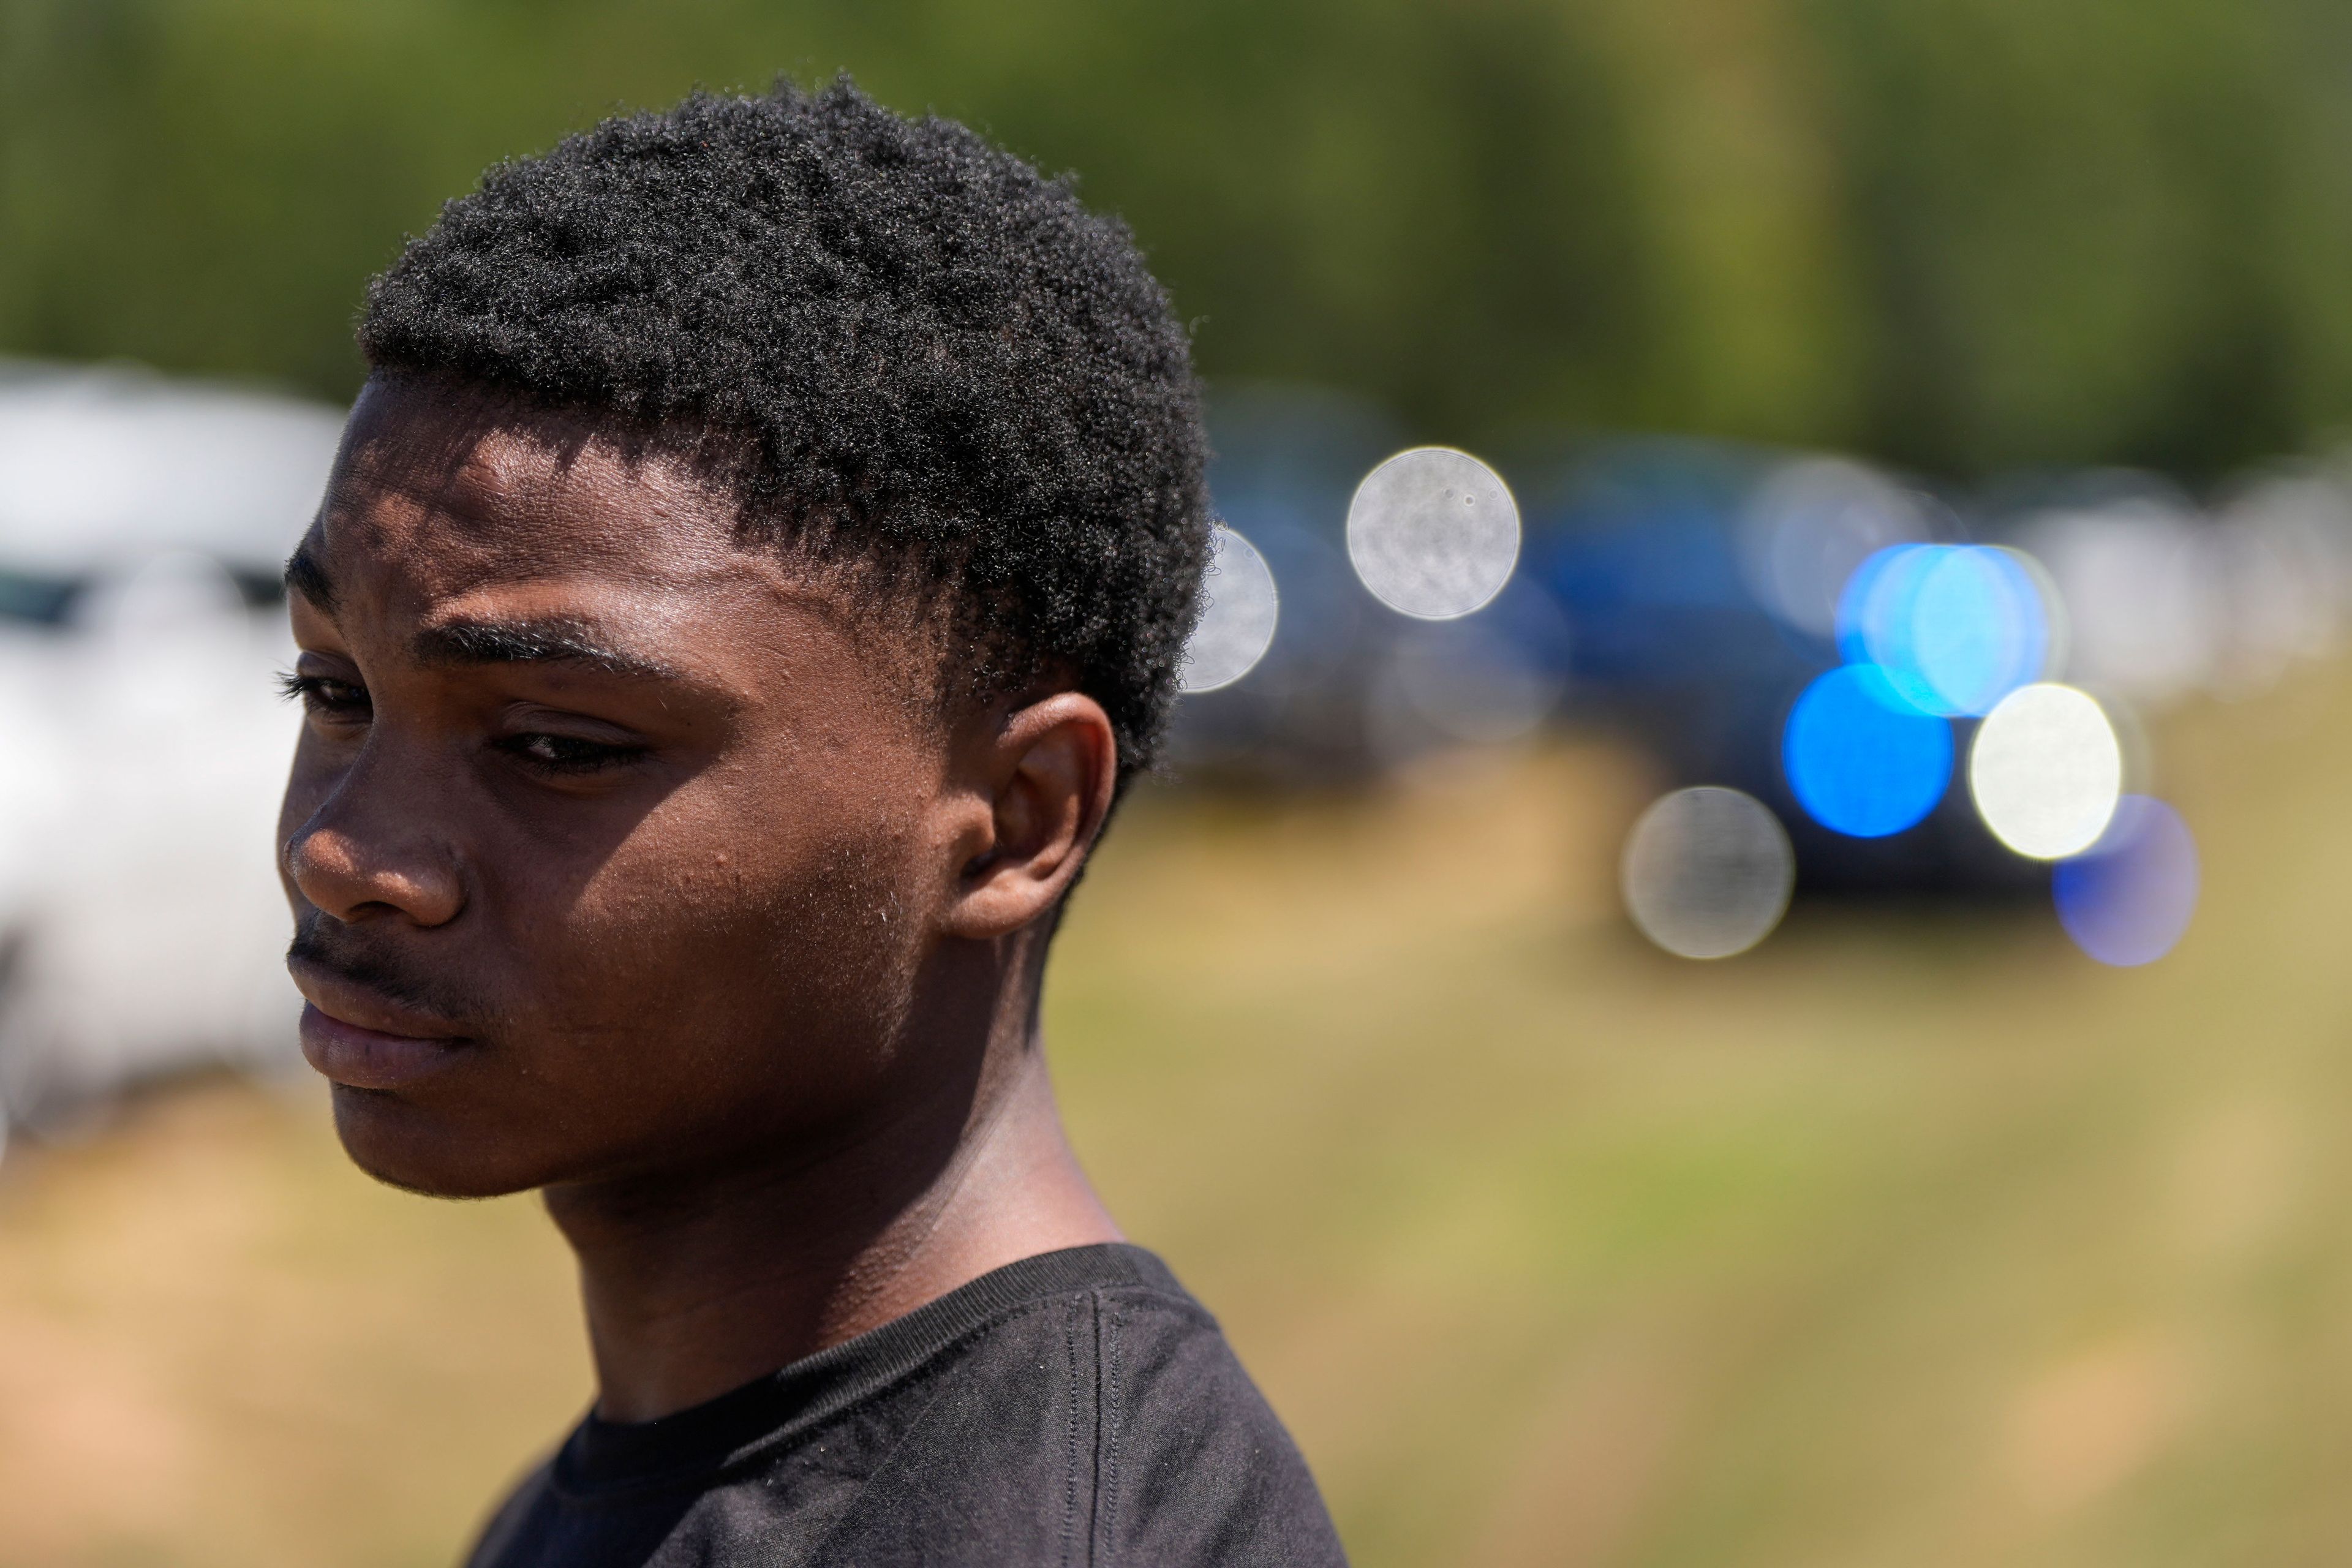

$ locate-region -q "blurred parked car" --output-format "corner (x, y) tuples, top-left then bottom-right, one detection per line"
(0, 360), (341, 1139)
(1173, 387), (2352, 904)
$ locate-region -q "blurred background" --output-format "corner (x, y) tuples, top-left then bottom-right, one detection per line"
(6, 1), (2352, 1563)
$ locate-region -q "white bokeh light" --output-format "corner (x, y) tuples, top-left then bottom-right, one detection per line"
(1345, 447), (1520, 620)
(1178, 524), (1280, 693)
(1621, 786), (1795, 960)
(1738, 457), (1926, 637)
(2023, 498), (2220, 703)
(1365, 622), (1564, 761)
(1968, 682), (2122, 859)
(2206, 475), (2352, 693)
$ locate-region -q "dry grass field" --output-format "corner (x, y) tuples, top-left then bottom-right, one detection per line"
(2, 662), (2349, 1566)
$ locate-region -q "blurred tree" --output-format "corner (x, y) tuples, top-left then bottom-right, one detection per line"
(0, 0), (2345, 481)
(1801, 0), (2352, 477)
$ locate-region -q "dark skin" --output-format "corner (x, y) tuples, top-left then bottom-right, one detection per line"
(278, 374), (1121, 1423)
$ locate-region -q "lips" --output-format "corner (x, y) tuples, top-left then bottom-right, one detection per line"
(290, 964), (474, 1092)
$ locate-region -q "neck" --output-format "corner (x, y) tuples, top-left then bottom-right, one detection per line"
(545, 1015), (1120, 1423)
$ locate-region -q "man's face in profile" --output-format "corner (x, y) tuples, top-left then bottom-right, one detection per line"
(277, 374), (963, 1199)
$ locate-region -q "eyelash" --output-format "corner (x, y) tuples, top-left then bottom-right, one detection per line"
(276, 671), (648, 776)
(278, 671), (368, 714)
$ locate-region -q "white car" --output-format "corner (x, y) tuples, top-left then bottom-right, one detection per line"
(0, 359), (344, 1140)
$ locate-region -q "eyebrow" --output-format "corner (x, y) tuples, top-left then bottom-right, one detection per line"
(287, 538), (686, 684)
(284, 541), (336, 612)
(412, 617), (684, 682)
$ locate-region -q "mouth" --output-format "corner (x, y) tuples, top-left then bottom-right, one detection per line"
(290, 963), (475, 1092)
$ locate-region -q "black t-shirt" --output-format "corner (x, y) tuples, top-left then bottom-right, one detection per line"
(466, 1243), (1349, 1567)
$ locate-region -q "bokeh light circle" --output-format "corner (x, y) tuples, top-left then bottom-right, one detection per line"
(1836, 543), (2050, 717)
(1179, 524), (1280, 693)
(1737, 458), (1926, 637)
(1836, 543), (1937, 666)
(1910, 547), (2049, 714)
(1381, 624), (1562, 748)
(1967, 682), (2120, 859)
(1346, 447), (1520, 619)
(1621, 786), (1795, 959)
(1782, 664), (1953, 838)
(2053, 796), (2198, 965)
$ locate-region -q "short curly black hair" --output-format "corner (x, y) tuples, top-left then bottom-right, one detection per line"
(358, 77), (1210, 781)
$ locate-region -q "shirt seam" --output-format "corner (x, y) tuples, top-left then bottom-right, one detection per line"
(1097, 1292), (1126, 1567)
(1060, 1302), (1084, 1568)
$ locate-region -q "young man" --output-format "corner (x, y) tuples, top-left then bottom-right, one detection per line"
(276, 80), (1344, 1567)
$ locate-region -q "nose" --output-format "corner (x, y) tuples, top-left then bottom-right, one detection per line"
(282, 752), (466, 929)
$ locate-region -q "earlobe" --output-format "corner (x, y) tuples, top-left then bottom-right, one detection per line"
(939, 693), (1117, 942)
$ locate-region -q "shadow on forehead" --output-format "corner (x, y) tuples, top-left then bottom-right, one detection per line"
(341, 372), (603, 487)
(295, 372), (971, 721)
(342, 371), (745, 499)
(293, 371), (756, 606)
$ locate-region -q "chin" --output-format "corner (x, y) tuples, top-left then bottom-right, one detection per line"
(328, 1083), (548, 1199)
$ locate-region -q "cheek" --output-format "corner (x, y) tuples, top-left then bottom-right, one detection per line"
(331, 794), (940, 1196)
(516, 788), (936, 1076)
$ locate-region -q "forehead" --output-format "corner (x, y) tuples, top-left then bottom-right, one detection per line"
(313, 376), (752, 605)
(298, 376), (951, 734)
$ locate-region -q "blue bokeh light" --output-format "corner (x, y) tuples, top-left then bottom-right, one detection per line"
(1836, 543), (2049, 717)
(1835, 543), (1933, 667)
(1910, 548), (2048, 715)
(2053, 796), (2199, 966)
(1782, 664), (1954, 837)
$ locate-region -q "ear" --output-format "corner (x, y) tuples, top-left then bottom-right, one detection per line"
(938, 692), (1120, 941)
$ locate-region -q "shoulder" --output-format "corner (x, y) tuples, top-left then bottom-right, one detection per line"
(459, 1455), (557, 1568)
(807, 1257), (1348, 1567)
(1087, 1283), (1347, 1567)
(462, 1248), (1349, 1568)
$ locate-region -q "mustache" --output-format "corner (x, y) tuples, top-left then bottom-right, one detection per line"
(287, 913), (488, 1028)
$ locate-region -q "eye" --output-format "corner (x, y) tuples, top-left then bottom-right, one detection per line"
(497, 732), (648, 775)
(278, 670), (370, 717)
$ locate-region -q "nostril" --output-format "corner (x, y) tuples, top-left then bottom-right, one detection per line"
(283, 824), (464, 929)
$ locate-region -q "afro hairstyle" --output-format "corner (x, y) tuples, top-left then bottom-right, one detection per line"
(358, 77), (1210, 781)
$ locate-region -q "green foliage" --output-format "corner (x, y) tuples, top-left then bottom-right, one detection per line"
(2, 0), (2346, 478)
